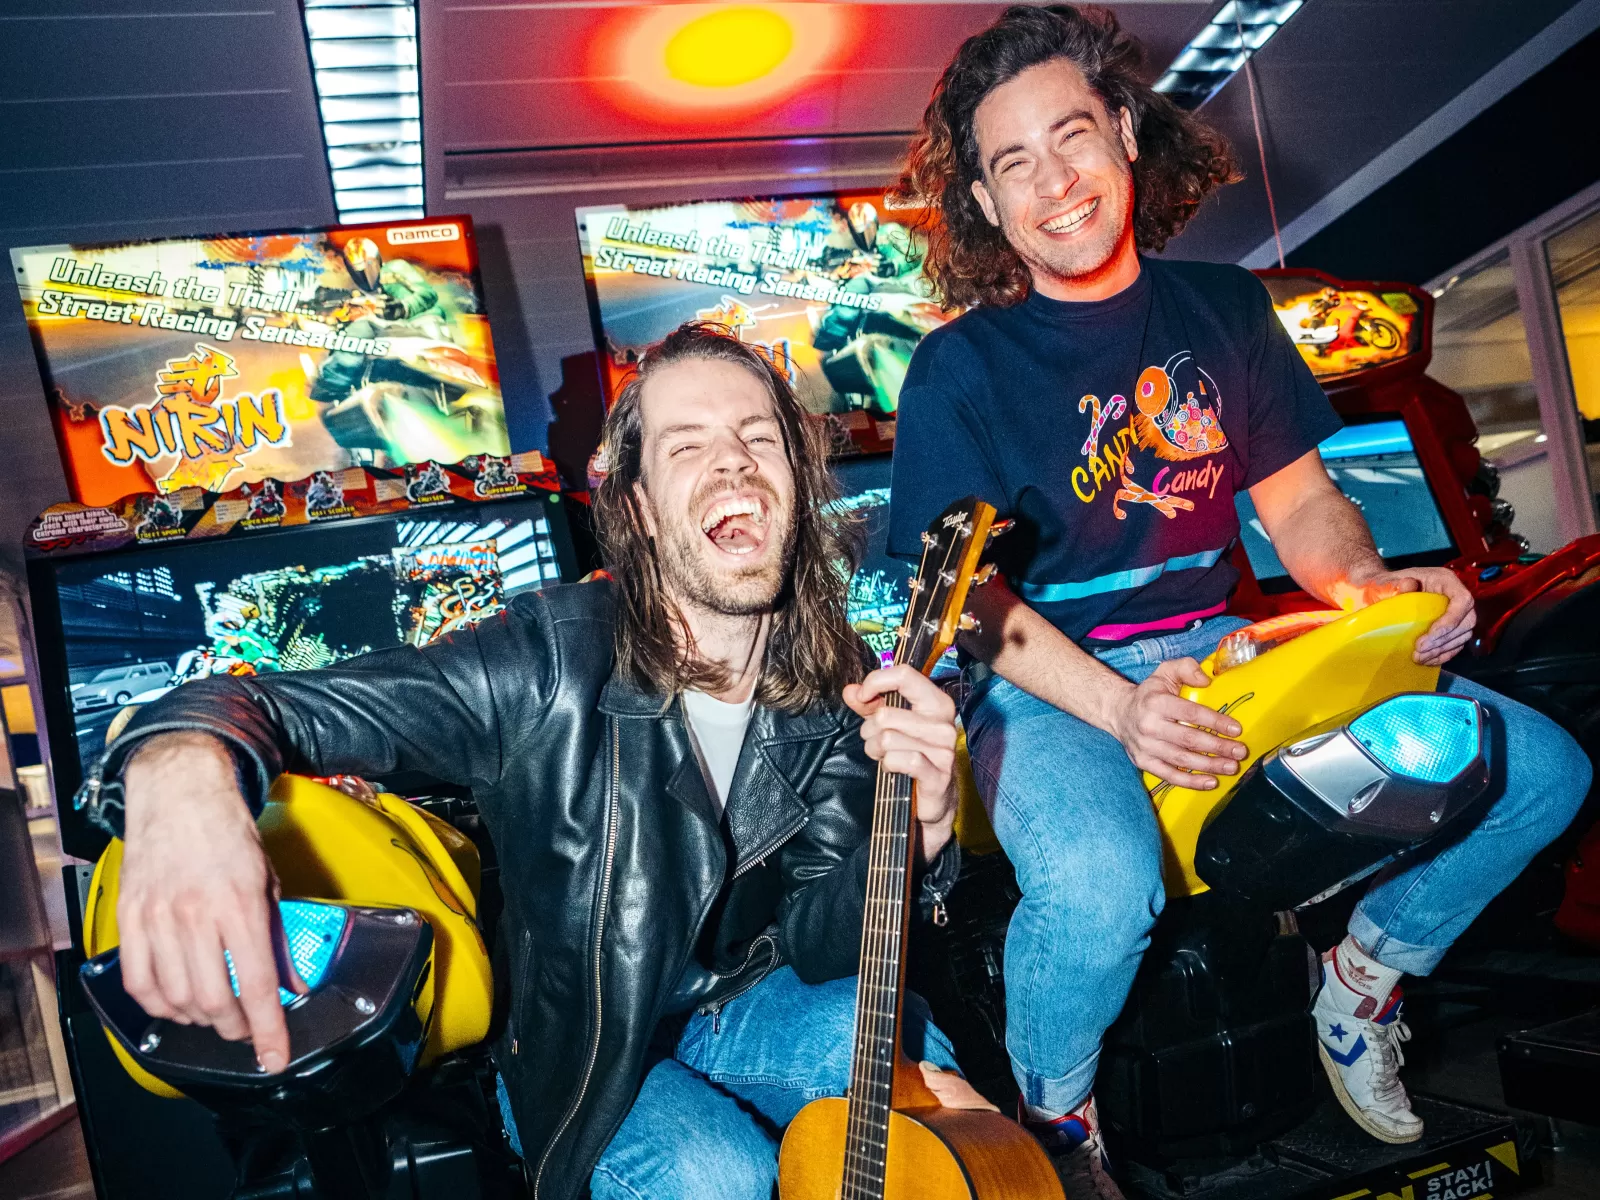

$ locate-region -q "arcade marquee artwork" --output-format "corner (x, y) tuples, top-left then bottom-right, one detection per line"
(577, 189), (955, 455)
(11, 216), (512, 508)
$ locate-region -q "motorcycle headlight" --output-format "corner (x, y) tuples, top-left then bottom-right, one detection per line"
(224, 899), (347, 1006)
(1348, 694), (1481, 784)
(1195, 694), (1492, 909)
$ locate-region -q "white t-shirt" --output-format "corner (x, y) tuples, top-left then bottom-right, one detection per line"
(681, 689), (756, 815)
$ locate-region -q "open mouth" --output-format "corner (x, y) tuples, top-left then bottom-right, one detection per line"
(700, 494), (770, 557)
(1039, 196), (1099, 236)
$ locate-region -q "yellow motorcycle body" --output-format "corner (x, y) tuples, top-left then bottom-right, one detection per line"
(953, 593), (1446, 897)
(83, 775), (494, 1100)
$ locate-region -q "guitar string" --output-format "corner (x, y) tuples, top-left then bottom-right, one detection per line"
(841, 517), (969, 1195)
(850, 566), (934, 1185)
(846, 708), (913, 1192)
(849, 708), (912, 1188)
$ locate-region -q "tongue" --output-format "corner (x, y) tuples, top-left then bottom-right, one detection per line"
(709, 515), (761, 551)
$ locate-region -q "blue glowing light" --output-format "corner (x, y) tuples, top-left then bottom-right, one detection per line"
(1349, 695), (1480, 783)
(226, 899), (348, 1007)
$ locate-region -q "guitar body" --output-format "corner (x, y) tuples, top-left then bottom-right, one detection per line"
(780, 1096), (1063, 1199)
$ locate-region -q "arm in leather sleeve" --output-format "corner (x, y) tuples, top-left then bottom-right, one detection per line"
(773, 715), (961, 984)
(85, 597), (560, 834)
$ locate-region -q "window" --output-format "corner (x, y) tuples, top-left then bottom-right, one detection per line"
(1429, 253), (1557, 551)
(1547, 207), (1600, 500)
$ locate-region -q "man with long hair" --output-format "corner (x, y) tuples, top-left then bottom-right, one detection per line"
(887, 5), (1588, 1194)
(91, 323), (982, 1200)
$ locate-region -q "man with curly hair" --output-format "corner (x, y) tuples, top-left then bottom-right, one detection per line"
(886, 5), (1588, 1194)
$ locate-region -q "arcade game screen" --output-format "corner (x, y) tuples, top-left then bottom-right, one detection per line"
(832, 455), (958, 676)
(578, 189), (951, 454)
(11, 215), (516, 508)
(51, 497), (569, 775)
(1235, 418), (1456, 588)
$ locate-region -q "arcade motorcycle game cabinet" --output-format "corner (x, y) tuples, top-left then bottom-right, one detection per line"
(27, 457), (578, 1200)
(910, 270), (1600, 1200)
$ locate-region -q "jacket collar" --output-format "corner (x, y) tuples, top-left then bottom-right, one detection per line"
(598, 673), (845, 742)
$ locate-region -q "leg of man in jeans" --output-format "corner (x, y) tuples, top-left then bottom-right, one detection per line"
(962, 616), (1249, 1199)
(968, 613), (1592, 1175)
(500, 967), (962, 1200)
(1313, 671), (1590, 1143)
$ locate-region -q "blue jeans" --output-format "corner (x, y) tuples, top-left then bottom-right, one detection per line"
(498, 966), (958, 1200)
(962, 615), (1591, 1114)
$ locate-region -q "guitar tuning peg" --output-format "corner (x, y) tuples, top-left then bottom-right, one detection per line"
(957, 612), (981, 633)
(987, 520), (1015, 541)
(971, 563), (998, 587)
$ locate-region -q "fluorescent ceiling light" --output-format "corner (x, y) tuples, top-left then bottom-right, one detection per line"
(302, 0), (424, 223)
(1154, 1), (1305, 110)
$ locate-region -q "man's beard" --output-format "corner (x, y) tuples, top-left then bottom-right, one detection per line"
(652, 479), (795, 617)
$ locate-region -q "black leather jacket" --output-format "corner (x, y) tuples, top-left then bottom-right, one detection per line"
(92, 580), (955, 1200)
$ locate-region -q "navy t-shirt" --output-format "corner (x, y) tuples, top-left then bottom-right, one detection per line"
(887, 258), (1341, 645)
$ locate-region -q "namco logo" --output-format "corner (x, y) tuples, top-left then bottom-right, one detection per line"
(388, 224), (460, 245)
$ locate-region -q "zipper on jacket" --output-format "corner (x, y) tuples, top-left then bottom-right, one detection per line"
(730, 814), (808, 881)
(533, 717), (621, 1200)
(697, 931), (778, 1033)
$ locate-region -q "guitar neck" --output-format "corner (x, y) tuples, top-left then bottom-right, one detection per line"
(835, 493), (996, 1200)
(842, 691), (919, 1199)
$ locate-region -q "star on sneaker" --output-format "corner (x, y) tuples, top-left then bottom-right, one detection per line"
(1313, 978), (1423, 1144)
(1021, 1096), (1125, 1200)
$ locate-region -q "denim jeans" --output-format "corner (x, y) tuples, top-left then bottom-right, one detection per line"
(962, 615), (1591, 1115)
(498, 965), (958, 1200)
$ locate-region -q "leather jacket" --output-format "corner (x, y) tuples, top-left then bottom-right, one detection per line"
(90, 580), (956, 1200)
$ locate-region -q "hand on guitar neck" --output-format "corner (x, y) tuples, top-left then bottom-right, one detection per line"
(844, 663), (962, 865)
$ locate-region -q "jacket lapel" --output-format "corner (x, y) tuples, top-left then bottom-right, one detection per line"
(723, 705), (841, 873)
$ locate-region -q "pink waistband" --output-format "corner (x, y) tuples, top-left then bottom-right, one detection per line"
(1085, 600), (1229, 644)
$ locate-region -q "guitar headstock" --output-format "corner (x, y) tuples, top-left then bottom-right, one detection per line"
(894, 496), (999, 677)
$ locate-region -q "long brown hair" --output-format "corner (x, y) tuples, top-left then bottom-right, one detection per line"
(592, 322), (868, 712)
(894, 3), (1241, 309)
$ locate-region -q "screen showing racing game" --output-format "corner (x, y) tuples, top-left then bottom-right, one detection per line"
(1235, 418), (1456, 588)
(832, 455), (959, 677)
(577, 190), (951, 455)
(51, 497), (572, 777)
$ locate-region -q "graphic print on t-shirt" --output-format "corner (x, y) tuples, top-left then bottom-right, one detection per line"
(1072, 351), (1227, 524)
(1133, 351), (1229, 461)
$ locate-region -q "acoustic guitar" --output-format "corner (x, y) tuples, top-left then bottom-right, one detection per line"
(779, 497), (1063, 1200)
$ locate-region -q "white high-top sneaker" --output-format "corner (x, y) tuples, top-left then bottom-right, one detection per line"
(1022, 1094), (1126, 1200)
(1312, 958), (1424, 1144)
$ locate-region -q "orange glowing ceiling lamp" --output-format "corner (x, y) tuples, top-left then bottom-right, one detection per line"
(592, 3), (856, 123)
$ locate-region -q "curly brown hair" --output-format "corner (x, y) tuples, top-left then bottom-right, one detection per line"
(894, 3), (1241, 309)
(593, 322), (868, 712)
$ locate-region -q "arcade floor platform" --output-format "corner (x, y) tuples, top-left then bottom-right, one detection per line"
(5, 989), (1599, 1200)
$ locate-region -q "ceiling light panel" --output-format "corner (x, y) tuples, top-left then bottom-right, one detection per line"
(302, 0), (424, 223)
(1154, 1), (1305, 110)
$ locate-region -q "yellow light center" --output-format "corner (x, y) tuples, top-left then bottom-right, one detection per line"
(665, 7), (794, 89)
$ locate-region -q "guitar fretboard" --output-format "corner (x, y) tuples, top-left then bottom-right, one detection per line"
(841, 693), (915, 1198)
